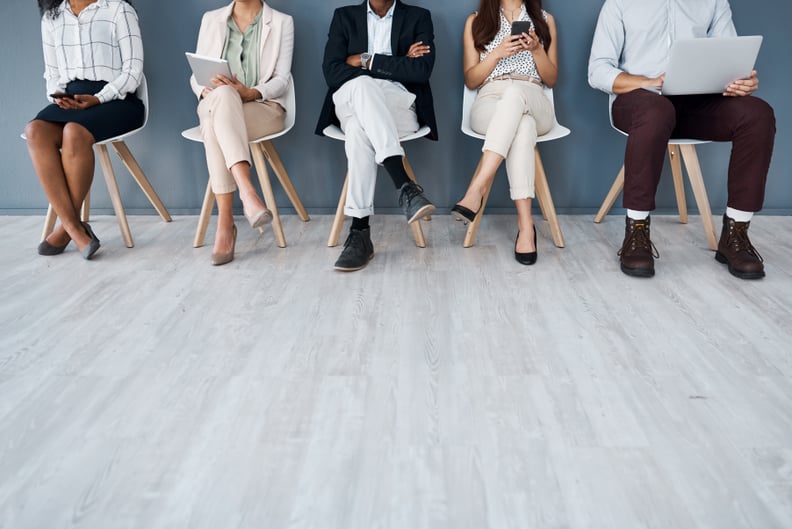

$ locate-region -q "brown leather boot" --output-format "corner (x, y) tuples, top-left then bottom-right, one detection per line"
(618, 216), (658, 277)
(715, 214), (765, 279)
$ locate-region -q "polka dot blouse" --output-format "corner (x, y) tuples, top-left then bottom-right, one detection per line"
(480, 6), (547, 83)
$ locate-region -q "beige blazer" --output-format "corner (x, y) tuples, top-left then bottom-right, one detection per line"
(190, 2), (293, 108)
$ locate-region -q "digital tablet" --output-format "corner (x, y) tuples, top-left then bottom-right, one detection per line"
(185, 52), (233, 86)
(661, 36), (762, 95)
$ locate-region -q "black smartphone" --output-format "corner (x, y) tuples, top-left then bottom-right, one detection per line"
(510, 21), (534, 37)
(49, 92), (74, 99)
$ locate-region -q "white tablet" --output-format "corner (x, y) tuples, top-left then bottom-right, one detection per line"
(661, 36), (762, 96)
(186, 52), (233, 86)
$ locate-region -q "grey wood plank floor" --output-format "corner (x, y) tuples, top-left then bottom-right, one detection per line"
(0, 213), (791, 529)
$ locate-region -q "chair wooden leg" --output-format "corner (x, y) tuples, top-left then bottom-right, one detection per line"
(251, 143), (286, 248)
(679, 144), (718, 251)
(462, 160), (490, 248)
(260, 140), (310, 222)
(403, 155), (431, 221)
(96, 144), (134, 248)
(534, 149), (565, 248)
(594, 165), (625, 223)
(328, 174), (349, 247)
(82, 191), (90, 222)
(41, 204), (57, 242)
(410, 218), (427, 248)
(667, 144), (688, 224)
(111, 141), (172, 222)
(194, 178), (215, 248)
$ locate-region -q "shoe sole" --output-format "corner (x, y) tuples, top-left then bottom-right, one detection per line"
(715, 251), (765, 280)
(334, 253), (374, 272)
(407, 204), (436, 224)
(620, 264), (655, 278)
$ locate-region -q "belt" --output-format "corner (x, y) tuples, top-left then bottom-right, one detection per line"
(485, 74), (542, 86)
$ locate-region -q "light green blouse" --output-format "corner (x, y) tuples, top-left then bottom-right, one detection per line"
(222, 9), (262, 89)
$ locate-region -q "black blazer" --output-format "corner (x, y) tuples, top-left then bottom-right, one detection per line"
(315, 0), (438, 141)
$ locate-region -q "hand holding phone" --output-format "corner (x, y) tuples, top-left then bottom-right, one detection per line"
(49, 92), (74, 99)
(510, 21), (534, 37)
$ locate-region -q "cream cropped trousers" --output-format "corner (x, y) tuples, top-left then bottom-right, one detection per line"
(198, 85), (285, 195)
(471, 79), (553, 200)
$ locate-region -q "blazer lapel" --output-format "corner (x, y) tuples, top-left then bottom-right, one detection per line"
(259, 2), (272, 55)
(355, 1), (369, 52)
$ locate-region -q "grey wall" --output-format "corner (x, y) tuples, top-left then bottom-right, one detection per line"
(1, 0), (790, 215)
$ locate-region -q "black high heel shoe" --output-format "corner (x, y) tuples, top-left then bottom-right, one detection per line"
(80, 222), (101, 260)
(515, 226), (537, 265)
(450, 198), (483, 225)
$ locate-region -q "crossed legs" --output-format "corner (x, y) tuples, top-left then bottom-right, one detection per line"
(25, 119), (96, 252)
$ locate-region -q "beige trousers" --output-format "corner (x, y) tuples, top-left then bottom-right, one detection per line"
(471, 80), (553, 200)
(198, 85), (285, 194)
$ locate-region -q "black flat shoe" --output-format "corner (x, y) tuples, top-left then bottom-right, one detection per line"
(37, 238), (69, 256)
(515, 226), (537, 265)
(450, 198), (483, 224)
(80, 222), (101, 260)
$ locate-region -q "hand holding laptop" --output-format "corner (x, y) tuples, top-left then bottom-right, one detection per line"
(724, 70), (758, 97)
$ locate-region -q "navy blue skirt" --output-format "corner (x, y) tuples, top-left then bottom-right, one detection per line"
(34, 80), (145, 142)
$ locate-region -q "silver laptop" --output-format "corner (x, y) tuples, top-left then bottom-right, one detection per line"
(661, 36), (763, 95)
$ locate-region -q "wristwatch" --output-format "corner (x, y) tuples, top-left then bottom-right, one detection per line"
(361, 52), (372, 70)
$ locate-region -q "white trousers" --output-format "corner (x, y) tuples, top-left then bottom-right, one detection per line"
(471, 80), (553, 200)
(198, 85), (285, 194)
(333, 77), (419, 217)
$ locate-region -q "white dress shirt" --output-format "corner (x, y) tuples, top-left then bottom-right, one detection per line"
(41, 0), (144, 103)
(588, 0), (737, 95)
(366, 1), (407, 92)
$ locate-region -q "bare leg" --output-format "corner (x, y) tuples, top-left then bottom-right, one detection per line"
(52, 123), (96, 247)
(25, 120), (91, 250)
(514, 198), (536, 253)
(213, 192), (236, 256)
(457, 150), (504, 212)
(229, 161), (267, 215)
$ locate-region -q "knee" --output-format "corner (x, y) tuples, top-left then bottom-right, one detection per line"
(211, 84), (242, 103)
(61, 123), (94, 155)
(25, 120), (54, 146)
(736, 97), (776, 136)
(637, 97), (676, 132)
(344, 76), (377, 96)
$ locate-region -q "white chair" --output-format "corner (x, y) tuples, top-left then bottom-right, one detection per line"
(460, 85), (570, 248)
(25, 75), (172, 248)
(593, 120), (718, 250)
(181, 76), (310, 248)
(323, 124), (432, 248)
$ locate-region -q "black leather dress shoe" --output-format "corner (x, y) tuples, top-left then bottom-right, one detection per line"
(515, 226), (537, 265)
(334, 228), (374, 272)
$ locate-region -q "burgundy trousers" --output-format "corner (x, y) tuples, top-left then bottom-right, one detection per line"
(612, 89), (775, 212)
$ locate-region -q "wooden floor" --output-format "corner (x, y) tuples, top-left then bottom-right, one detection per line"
(1, 213), (791, 529)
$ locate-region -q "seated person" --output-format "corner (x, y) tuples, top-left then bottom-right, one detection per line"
(190, 0), (293, 266)
(26, 0), (145, 260)
(453, 0), (559, 266)
(588, 0), (776, 279)
(316, 0), (438, 272)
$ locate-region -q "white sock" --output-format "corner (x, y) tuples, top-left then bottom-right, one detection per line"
(726, 207), (753, 222)
(627, 209), (650, 220)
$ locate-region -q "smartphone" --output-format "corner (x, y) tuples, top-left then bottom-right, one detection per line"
(49, 92), (74, 99)
(510, 21), (534, 37)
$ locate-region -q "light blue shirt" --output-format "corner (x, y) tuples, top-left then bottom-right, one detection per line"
(367, 1), (395, 60)
(588, 0), (737, 95)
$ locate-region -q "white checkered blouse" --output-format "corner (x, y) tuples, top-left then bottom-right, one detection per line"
(41, 0), (144, 103)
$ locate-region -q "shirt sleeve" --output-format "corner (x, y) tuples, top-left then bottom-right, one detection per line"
(709, 0), (738, 37)
(254, 14), (294, 101)
(588, 0), (625, 95)
(41, 17), (61, 100)
(95, 3), (144, 103)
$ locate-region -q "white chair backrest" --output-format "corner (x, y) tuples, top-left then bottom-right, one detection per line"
(461, 84), (568, 142)
(282, 75), (296, 132)
(137, 74), (149, 129)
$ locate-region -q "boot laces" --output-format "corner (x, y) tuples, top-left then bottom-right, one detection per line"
(730, 222), (764, 262)
(618, 221), (659, 258)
